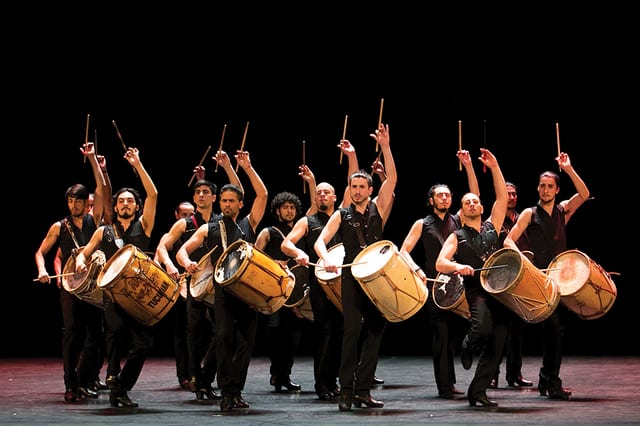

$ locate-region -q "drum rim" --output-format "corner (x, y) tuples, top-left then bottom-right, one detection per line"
(351, 240), (397, 280)
(214, 240), (252, 286)
(97, 244), (136, 288)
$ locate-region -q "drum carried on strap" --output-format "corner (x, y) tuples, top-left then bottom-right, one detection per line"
(545, 250), (617, 320)
(188, 247), (217, 307)
(62, 247), (106, 308)
(314, 243), (345, 313)
(480, 248), (560, 324)
(286, 264), (314, 321)
(433, 273), (471, 320)
(98, 244), (180, 326)
(214, 240), (294, 315)
(351, 240), (427, 323)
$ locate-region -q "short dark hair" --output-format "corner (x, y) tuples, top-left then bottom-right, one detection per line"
(219, 184), (244, 201)
(192, 179), (217, 195)
(65, 184), (89, 201)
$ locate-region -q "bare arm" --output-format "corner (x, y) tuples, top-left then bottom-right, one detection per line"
(557, 152), (590, 224)
(458, 149), (480, 197)
(400, 219), (425, 274)
(282, 217), (310, 266)
(237, 151), (268, 232)
(372, 124), (396, 224)
(299, 165), (317, 215)
(75, 227), (105, 273)
(313, 210), (342, 273)
(125, 148), (158, 237)
(480, 148), (508, 233)
(254, 227), (270, 251)
(216, 150), (244, 194)
(504, 208), (533, 251)
(435, 233), (474, 276)
(35, 222), (62, 284)
(154, 218), (187, 280)
(82, 142), (106, 227)
(176, 223), (209, 274)
(339, 140), (359, 208)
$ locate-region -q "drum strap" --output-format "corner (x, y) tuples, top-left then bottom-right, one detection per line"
(219, 220), (228, 251)
(63, 218), (81, 250)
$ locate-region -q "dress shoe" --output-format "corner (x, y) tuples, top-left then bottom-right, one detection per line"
(64, 388), (77, 403)
(78, 386), (99, 398)
(90, 379), (108, 391)
(338, 393), (353, 412)
(106, 375), (118, 389)
(270, 375), (301, 392)
(461, 346), (473, 370)
(488, 377), (498, 389)
(468, 394), (498, 407)
(195, 387), (220, 400)
(186, 377), (197, 393)
(220, 395), (234, 412)
(507, 375), (533, 387)
(353, 394), (384, 408)
(438, 390), (456, 399)
(373, 376), (384, 385)
(232, 394), (250, 408)
(330, 386), (341, 397)
(538, 375), (571, 400)
(109, 391), (139, 408)
(318, 390), (334, 401)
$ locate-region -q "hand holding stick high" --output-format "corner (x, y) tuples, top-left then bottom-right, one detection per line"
(302, 140), (306, 194)
(83, 114), (90, 163)
(112, 120), (139, 177)
(188, 145), (212, 187)
(555, 122), (561, 171)
(375, 98), (384, 152)
(235, 121), (249, 172)
(458, 120), (462, 171)
(214, 124), (227, 173)
(340, 114), (348, 164)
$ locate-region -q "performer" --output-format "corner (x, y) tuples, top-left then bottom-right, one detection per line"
(75, 146), (158, 408)
(503, 152), (590, 400)
(35, 142), (107, 403)
(399, 149), (478, 399)
(436, 148), (509, 407)
(176, 150), (268, 412)
(314, 123), (396, 412)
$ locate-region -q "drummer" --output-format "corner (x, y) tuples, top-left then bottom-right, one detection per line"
(75, 146), (158, 408)
(176, 149), (268, 412)
(313, 123), (396, 412)
(503, 152), (590, 400)
(435, 148), (509, 407)
(398, 149), (478, 399)
(34, 142), (107, 403)
(154, 151), (243, 400)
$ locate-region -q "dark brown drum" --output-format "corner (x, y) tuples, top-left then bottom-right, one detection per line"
(433, 273), (471, 320)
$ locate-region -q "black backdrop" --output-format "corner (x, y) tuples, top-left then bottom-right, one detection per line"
(10, 7), (635, 358)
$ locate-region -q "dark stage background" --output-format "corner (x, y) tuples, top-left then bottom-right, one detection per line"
(11, 7), (635, 358)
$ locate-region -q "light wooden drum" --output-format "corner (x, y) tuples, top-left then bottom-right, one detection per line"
(62, 248), (106, 308)
(314, 243), (345, 313)
(351, 240), (427, 323)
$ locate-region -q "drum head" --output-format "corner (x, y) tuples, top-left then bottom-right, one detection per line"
(315, 244), (345, 282)
(433, 273), (465, 308)
(480, 248), (523, 294)
(351, 240), (396, 280)
(98, 245), (134, 288)
(214, 240), (250, 286)
(547, 250), (590, 295)
(285, 265), (310, 308)
(191, 254), (214, 298)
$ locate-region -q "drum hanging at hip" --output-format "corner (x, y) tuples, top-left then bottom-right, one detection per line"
(480, 248), (560, 324)
(433, 273), (471, 320)
(62, 248), (106, 308)
(546, 250), (617, 320)
(98, 244), (180, 326)
(189, 248), (217, 307)
(351, 240), (427, 323)
(214, 240), (294, 314)
(285, 264), (314, 321)
(314, 243), (345, 313)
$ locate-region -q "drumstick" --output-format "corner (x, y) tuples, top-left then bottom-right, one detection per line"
(214, 123), (227, 173)
(302, 140), (306, 194)
(187, 145), (212, 187)
(555, 122), (561, 171)
(83, 113), (90, 163)
(540, 267), (562, 272)
(235, 121), (249, 172)
(340, 114), (348, 164)
(33, 272), (76, 281)
(473, 264), (508, 272)
(458, 120), (462, 171)
(112, 120), (139, 178)
(308, 261), (367, 269)
(375, 99), (384, 152)
(482, 119), (487, 173)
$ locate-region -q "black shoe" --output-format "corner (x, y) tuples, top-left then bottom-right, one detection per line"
(105, 375), (118, 389)
(78, 386), (99, 398)
(461, 347), (473, 370)
(468, 394), (498, 407)
(109, 391), (139, 408)
(178, 377), (190, 390)
(353, 394), (384, 408)
(270, 376), (301, 392)
(507, 375), (533, 387)
(220, 395), (234, 412)
(64, 388), (77, 403)
(186, 377), (197, 393)
(438, 390), (456, 399)
(232, 395), (250, 408)
(90, 379), (108, 391)
(330, 386), (341, 397)
(372, 376), (384, 386)
(538, 375), (571, 400)
(318, 390), (334, 401)
(338, 393), (353, 412)
(488, 377), (498, 389)
(195, 387), (220, 400)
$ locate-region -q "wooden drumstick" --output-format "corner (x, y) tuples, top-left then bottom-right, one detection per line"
(458, 120), (462, 171)
(340, 114), (348, 164)
(375, 98), (384, 152)
(214, 124), (227, 173)
(474, 264), (508, 272)
(302, 140), (306, 194)
(187, 145), (212, 187)
(235, 121), (249, 172)
(556, 122), (561, 171)
(309, 261), (367, 269)
(112, 120), (139, 178)
(83, 113), (90, 163)
(33, 272), (76, 281)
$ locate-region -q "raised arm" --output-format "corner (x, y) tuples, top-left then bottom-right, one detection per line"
(236, 150), (268, 232)
(480, 148), (508, 234)
(298, 165), (317, 215)
(125, 147), (158, 237)
(81, 142), (106, 227)
(458, 149), (480, 197)
(557, 152), (590, 224)
(371, 124), (396, 224)
(339, 139), (359, 208)
(216, 150), (244, 194)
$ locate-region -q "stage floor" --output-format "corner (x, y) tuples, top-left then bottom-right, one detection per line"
(1, 356), (639, 425)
